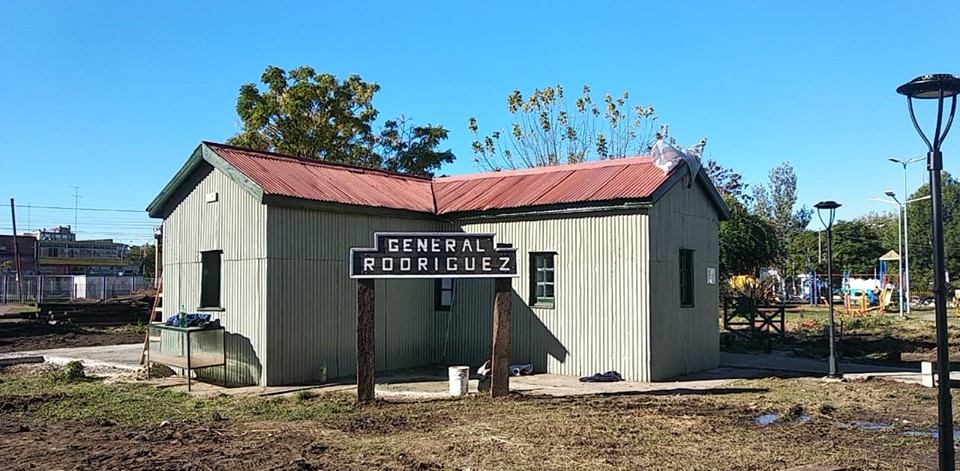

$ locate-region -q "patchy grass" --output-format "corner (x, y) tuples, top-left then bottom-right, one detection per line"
(0, 365), (951, 469)
(723, 304), (960, 365)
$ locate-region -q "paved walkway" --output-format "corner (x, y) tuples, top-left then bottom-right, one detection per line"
(0, 343), (142, 371)
(0, 343), (952, 396)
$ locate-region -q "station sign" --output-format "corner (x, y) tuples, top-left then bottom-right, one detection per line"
(350, 232), (518, 278)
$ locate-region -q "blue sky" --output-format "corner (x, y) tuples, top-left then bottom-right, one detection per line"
(2, 1), (959, 244)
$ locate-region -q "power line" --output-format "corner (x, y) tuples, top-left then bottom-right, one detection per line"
(13, 204), (146, 213)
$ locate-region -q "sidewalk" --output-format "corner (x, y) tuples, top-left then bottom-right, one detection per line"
(0, 343), (142, 371)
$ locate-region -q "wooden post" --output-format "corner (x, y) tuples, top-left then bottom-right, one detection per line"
(9, 199), (24, 303)
(356, 278), (376, 403)
(491, 276), (512, 397)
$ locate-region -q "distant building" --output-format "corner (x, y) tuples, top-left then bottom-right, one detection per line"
(0, 235), (38, 275)
(26, 226), (129, 275)
(28, 225), (77, 241)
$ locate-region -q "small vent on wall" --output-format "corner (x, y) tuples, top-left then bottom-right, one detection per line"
(205, 192), (219, 203)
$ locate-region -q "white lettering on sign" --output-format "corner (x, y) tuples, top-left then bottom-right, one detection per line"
(350, 233), (518, 278)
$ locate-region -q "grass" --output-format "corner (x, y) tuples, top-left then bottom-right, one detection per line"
(722, 303), (960, 364)
(0, 363), (952, 469)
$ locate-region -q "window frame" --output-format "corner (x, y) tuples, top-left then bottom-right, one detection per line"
(679, 249), (694, 307)
(435, 278), (454, 311)
(529, 252), (556, 308)
(199, 250), (223, 310)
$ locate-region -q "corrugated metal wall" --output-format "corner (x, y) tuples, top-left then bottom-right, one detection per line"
(647, 175), (721, 380)
(264, 207), (448, 384)
(160, 162), (268, 386)
(448, 211), (652, 381)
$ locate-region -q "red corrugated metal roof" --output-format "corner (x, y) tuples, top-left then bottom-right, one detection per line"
(206, 143), (437, 213)
(204, 143), (673, 215)
(433, 157), (671, 214)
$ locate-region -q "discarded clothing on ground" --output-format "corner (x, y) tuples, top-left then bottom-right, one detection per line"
(509, 363), (534, 376)
(578, 371), (624, 382)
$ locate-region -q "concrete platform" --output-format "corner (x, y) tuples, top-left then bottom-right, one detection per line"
(0, 343), (953, 398)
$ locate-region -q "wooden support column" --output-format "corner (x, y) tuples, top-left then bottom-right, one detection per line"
(356, 278), (376, 403)
(491, 276), (512, 397)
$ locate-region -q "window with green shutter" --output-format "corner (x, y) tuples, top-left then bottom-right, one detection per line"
(530, 252), (556, 308)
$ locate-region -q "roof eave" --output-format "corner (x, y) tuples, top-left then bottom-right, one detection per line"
(146, 144), (205, 218)
(146, 143), (266, 219)
(647, 163), (731, 221)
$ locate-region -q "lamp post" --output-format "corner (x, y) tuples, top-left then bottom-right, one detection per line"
(897, 73), (960, 471)
(882, 191), (906, 319)
(888, 156), (924, 314)
(814, 200), (841, 379)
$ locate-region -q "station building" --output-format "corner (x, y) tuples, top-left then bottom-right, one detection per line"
(147, 142), (729, 386)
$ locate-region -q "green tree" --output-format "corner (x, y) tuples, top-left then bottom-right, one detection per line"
(228, 65), (454, 177)
(375, 116), (455, 176)
(856, 211), (901, 274)
(126, 244), (156, 277)
(829, 220), (886, 275)
(752, 163), (813, 262)
(905, 172), (960, 293)
(704, 159), (748, 199)
(719, 194), (778, 280)
(468, 85), (658, 171)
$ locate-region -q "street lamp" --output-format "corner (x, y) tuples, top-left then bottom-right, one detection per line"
(814, 200), (842, 379)
(882, 191), (905, 319)
(888, 156), (923, 314)
(897, 73), (960, 471)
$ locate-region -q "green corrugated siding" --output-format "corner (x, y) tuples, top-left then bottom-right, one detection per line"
(647, 174), (721, 380)
(264, 207), (448, 384)
(160, 163), (268, 386)
(445, 211), (652, 381)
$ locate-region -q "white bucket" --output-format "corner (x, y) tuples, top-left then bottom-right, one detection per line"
(448, 366), (469, 396)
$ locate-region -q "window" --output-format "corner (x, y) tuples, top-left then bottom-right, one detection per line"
(530, 252), (556, 307)
(435, 278), (454, 311)
(200, 250), (222, 309)
(680, 249), (694, 307)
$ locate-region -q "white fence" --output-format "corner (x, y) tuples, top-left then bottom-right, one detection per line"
(0, 275), (153, 303)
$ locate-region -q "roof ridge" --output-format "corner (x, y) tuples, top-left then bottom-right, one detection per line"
(202, 141), (434, 182)
(434, 156), (653, 183)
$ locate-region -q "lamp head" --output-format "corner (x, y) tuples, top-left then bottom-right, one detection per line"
(884, 189), (896, 198)
(897, 74), (960, 99)
(815, 200), (841, 228)
(814, 201), (841, 210)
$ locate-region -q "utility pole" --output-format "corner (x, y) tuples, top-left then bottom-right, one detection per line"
(9, 199), (24, 302)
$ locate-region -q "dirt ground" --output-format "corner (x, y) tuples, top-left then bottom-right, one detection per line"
(0, 321), (143, 353)
(0, 368), (952, 470)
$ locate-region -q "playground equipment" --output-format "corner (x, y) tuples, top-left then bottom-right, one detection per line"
(841, 262), (898, 317)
